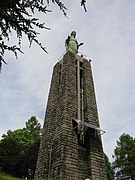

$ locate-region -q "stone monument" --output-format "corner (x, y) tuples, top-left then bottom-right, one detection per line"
(34, 32), (107, 180)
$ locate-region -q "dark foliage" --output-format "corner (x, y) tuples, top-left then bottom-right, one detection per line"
(0, 0), (67, 71)
(0, 116), (41, 178)
(0, 138), (21, 175)
(104, 153), (114, 180)
(0, 0), (87, 71)
(14, 140), (40, 179)
(112, 133), (135, 179)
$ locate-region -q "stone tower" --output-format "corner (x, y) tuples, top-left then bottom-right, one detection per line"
(34, 50), (107, 180)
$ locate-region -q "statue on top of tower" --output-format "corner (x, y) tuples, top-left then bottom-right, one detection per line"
(65, 31), (83, 54)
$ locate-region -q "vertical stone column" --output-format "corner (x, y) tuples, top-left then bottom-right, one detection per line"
(83, 59), (107, 179)
(57, 51), (83, 179)
(34, 62), (60, 179)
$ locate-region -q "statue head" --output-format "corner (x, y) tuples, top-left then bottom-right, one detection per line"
(71, 31), (76, 37)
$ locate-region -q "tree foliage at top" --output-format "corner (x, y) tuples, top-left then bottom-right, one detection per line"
(0, 0), (87, 71)
(112, 133), (135, 179)
(2, 116), (41, 149)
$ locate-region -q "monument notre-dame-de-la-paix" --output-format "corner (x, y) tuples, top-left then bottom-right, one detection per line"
(34, 31), (107, 180)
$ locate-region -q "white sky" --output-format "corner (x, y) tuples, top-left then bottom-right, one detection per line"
(0, 0), (135, 161)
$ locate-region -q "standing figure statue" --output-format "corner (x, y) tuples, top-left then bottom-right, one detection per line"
(65, 31), (83, 54)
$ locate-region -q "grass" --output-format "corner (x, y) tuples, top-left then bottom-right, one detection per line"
(0, 173), (48, 180)
(0, 173), (25, 180)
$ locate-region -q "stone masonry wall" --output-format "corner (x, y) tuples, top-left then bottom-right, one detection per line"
(34, 52), (107, 180)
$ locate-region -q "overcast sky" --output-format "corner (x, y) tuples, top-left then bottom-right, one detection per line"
(0, 0), (135, 161)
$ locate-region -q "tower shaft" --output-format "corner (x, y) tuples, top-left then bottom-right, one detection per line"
(35, 52), (107, 180)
